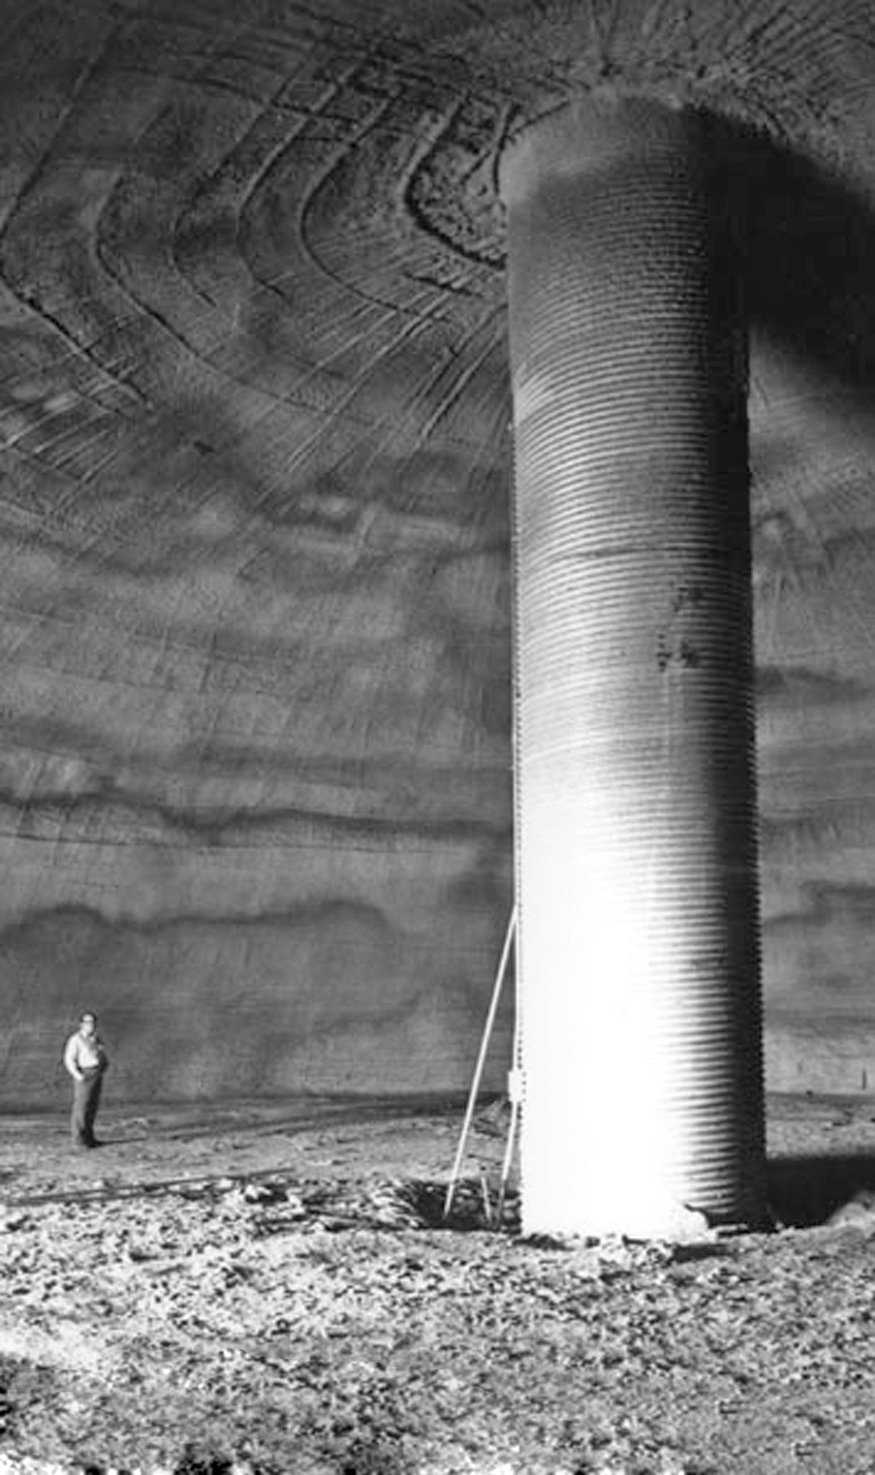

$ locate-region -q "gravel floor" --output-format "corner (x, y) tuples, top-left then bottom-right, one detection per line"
(1, 1094), (874, 1475)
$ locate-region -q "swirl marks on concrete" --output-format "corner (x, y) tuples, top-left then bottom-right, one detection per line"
(1, 0), (875, 1100)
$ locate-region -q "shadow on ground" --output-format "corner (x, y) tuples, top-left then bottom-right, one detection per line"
(768, 1153), (875, 1226)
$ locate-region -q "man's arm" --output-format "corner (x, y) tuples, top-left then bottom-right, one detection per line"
(63, 1035), (83, 1081)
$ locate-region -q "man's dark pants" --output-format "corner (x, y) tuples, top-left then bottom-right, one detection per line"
(71, 1067), (103, 1148)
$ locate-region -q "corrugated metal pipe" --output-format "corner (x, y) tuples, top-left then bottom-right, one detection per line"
(500, 96), (767, 1238)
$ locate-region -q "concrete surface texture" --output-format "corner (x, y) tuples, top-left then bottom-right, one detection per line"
(1, 0), (875, 1104)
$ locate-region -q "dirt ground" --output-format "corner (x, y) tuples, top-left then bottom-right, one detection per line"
(1, 1092), (874, 1475)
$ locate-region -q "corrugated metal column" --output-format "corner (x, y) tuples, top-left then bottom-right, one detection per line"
(501, 97), (767, 1239)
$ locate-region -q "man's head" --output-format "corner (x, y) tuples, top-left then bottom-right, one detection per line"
(79, 1012), (97, 1037)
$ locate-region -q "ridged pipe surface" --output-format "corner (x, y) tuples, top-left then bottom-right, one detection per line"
(501, 98), (766, 1239)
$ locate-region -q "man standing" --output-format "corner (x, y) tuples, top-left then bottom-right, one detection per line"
(63, 1012), (109, 1149)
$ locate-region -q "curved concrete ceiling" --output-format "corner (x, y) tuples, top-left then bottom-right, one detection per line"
(2, 0), (875, 1103)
